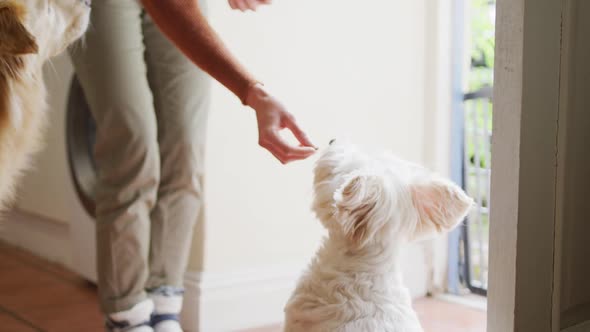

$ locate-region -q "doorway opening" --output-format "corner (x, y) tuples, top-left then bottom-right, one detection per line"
(449, 0), (495, 299)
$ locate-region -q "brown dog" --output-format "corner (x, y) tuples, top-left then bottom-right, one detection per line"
(0, 0), (89, 210)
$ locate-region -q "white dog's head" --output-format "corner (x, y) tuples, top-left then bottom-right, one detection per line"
(313, 140), (473, 249)
(0, 0), (89, 64)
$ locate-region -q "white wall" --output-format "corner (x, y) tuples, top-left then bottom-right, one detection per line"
(197, 0), (448, 291)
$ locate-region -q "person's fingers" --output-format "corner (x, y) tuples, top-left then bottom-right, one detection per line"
(266, 146), (288, 164)
(272, 132), (316, 157)
(228, 0), (238, 10)
(244, 0), (260, 10)
(260, 130), (316, 163)
(258, 135), (288, 164)
(255, 0), (273, 7)
(283, 115), (317, 149)
(233, 0), (248, 11)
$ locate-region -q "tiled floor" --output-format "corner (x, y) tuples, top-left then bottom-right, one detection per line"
(243, 298), (487, 332)
(0, 242), (486, 332)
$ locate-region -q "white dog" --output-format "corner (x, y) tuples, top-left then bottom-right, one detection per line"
(0, 0), (89, 210)
(284, 140), (473, 332)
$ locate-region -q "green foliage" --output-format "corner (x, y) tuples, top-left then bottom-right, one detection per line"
(470, 0), (495, 69)
(463, 0), (496, 293)
(468, 0), (496, 91)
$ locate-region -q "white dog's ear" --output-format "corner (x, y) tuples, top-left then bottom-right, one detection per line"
(410, 177), (473, 238)
(0, 2), (38, 55)
(334, 174), (385, 247)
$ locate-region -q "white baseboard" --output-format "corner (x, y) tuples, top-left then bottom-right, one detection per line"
(562, 320), (590, 332)
(180, 266), (301, 332)
(0, 209), (73, 269)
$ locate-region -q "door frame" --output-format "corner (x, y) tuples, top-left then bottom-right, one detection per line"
(487, 0), (564, 331)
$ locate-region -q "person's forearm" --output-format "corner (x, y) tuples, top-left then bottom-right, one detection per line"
(141, 0), (259, 104)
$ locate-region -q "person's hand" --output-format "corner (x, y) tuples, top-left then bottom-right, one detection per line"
(228, 0), (272, 12)
(246, 83), (317, 164)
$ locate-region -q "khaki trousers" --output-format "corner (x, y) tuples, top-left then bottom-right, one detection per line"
(69, 0), (210, 314)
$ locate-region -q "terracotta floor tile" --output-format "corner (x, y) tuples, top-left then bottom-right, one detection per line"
(241, 298), (486, 332)
(0, 309), (39, 332)
(414, 298), (486, 332)
(240, 325), (282, 332)
(0, 243), (103, 331)
(0, 241), (486, 332)
(0, 242), (83, 283)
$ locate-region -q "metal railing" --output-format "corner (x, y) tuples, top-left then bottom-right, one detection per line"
(460, 85), (492, 295)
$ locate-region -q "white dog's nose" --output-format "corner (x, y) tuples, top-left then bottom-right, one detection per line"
(329, 139), (336, 145)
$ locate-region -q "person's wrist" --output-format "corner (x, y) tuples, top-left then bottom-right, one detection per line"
(245, 82), (269, 111)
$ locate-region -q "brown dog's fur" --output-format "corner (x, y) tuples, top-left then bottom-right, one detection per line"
(0, 0), (89, 210)
(0, 2), (44, 210)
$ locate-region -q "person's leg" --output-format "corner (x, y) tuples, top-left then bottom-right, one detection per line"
(69, 0), (159, 327)
(140, 1), (210, 329)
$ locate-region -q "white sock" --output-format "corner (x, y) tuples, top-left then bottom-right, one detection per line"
(107, 299), (154, 332)
(149, 293), (183, 332)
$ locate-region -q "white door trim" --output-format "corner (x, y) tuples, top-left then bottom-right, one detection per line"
(488, 0), (564, 331)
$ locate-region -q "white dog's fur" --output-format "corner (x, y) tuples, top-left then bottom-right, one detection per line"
(0, 0), (89, 210)
(284, 140), (473, 332)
